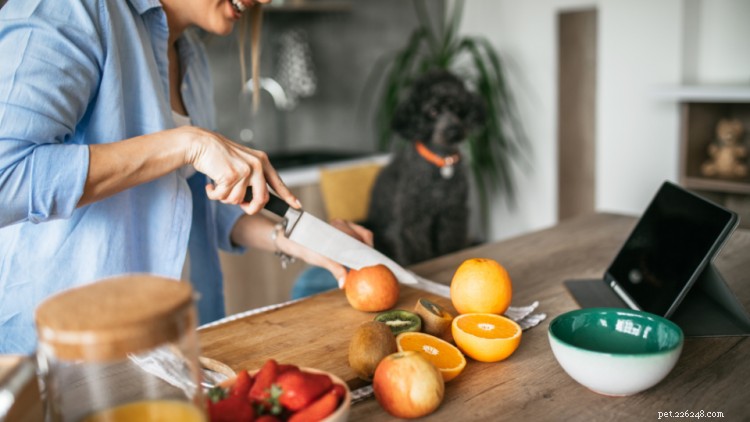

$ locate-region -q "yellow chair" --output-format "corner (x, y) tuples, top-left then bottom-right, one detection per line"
(318, 162), (383, 222)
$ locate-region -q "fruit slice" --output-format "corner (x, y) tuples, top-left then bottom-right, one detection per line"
(450, 258), (512, 315)
(374, 310), (422, 335)
(452, 313), (521, 362)
(395, 332), (466, 382)
(414, 298), (454, 342)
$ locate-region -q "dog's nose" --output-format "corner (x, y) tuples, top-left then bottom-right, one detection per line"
(443, 124), (466, 143)
(433, 111), (466, 144)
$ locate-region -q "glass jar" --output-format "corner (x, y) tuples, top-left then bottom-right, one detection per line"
(35, 275), (206, 422)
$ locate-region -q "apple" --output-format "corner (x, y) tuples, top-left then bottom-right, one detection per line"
(372, 351), (445, 418)
(344, 264), (399, 312)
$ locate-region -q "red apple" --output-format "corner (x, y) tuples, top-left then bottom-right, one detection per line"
(372, 351), (445, 418)
(344, 264), (399, 312)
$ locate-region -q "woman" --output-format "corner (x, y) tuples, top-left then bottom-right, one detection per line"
(0, 0), (370, 353)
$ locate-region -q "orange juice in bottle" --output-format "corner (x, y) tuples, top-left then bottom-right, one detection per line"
(81, 400), (205, 422)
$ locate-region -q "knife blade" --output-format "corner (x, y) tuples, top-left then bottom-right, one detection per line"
(245, 188), (418, 284)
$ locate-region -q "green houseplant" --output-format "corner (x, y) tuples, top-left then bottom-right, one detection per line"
(366, 0), (529, 227)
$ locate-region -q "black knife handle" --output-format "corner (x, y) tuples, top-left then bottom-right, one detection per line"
(243, 187), (290, 217)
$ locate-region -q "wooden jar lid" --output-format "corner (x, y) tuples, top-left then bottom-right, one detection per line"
(35, 275), (196, 362)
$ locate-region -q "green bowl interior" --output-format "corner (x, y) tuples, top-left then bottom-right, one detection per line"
(549, 308), (683, 355)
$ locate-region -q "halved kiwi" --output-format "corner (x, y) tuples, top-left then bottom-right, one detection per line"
(374, 310), (422, 335)
(414, 297), (455, 342)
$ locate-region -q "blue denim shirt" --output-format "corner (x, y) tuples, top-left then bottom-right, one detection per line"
(0, 0), (245, 353)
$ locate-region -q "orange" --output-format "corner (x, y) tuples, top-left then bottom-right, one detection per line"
(452, 313), (521, 362)
(395, 332), (467, 382)
(450, 258), (512, 315)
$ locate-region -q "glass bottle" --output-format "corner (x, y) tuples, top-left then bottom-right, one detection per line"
(35, 275), (206, 422)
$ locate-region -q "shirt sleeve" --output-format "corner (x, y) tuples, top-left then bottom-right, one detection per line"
(214, 202), (247, 253)
(0, 0), (103, 227)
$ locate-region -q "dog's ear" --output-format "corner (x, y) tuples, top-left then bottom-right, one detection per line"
(392, 85), (431, 142)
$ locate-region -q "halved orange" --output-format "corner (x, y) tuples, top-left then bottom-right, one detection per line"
(452, 313), (521, 362)
(395, 332), (467, 382)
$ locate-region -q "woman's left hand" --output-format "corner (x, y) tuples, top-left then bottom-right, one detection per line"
(278, 220), (374, 288)
(329, 219), (374, 247)
(231, 216), (374, 288)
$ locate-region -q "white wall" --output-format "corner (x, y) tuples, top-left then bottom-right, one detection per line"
(460, 0), (750, 242)
(684, 0), (750, 84)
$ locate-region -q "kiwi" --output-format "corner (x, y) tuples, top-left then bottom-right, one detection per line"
(374, 310), (422, 335)
(348, 321), (398, 381)
(414, 297), (454, 342)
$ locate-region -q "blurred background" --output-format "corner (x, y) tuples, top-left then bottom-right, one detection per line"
(208, 0), (750, 313)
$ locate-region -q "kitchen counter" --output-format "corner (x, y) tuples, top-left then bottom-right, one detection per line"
(275, 153), (390, 188)
(201, 213), (750, 420)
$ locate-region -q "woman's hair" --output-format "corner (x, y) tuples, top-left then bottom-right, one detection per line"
(238, 4), (264, 112)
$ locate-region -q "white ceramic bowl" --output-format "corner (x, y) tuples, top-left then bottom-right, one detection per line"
(548, 308), (683, 396)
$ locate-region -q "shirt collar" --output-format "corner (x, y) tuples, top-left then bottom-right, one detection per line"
(127, 0), (162, 15)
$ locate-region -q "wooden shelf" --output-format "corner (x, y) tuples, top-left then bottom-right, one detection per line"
(675, 98), (750, 228)
(683, 176), (750, 195)
(656, 85), (750, 103)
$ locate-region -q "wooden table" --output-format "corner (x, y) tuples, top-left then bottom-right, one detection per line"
(199, 213), (750, 421)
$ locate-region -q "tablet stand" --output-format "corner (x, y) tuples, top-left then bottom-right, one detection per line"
(669, 263), (750, 337)
(564, 263), (750, 337)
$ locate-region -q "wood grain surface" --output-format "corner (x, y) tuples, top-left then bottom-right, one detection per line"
(200, 213), (750, 421)
(199, 283), (457, 393)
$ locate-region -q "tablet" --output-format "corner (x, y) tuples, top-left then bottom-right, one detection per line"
(605, 181), (738, 317)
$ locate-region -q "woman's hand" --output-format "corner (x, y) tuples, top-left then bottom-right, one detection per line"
(329, 219), (374, 247)
(183, 127), (299, 214)
(230, 216), (375, 288)
(277, 220), (374, 288)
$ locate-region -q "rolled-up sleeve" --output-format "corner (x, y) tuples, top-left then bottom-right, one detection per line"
(214, 202), (246, 253)
(0, 1), (102, 227)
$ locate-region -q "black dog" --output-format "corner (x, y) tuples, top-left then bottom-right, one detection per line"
(367, 70), (485, 266)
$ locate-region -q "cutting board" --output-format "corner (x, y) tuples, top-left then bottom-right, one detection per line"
(198, 285), (455, 390)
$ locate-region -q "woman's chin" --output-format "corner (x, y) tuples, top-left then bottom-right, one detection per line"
(214, 24), (235, 36)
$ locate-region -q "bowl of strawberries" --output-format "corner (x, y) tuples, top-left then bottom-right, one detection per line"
(206, 359), (351, 422)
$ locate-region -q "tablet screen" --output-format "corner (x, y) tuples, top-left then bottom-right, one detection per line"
(606, 182), (737, 317)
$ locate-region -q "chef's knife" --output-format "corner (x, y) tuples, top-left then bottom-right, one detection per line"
(245, 188), (418, 285)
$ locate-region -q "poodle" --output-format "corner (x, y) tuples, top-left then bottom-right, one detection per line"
(367, 70), (486, 266)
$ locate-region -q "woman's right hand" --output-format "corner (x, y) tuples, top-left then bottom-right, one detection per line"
(182, 126), (299, 214)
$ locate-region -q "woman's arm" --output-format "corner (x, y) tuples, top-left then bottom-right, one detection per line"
(0, 1), (297, 229)
(230, 214), (374, 288)
(81, 126), (298, 215)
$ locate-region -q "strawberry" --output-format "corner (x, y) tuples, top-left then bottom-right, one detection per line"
(287, 387), (341, 422)
(278, 364), (299, 374)
(275, 370), (333, 411)
(208, 395), (255, 422)
(231, 370), (254, 398)
(255, 416), (281, 422)
(331, 384), (346, 400)
(248, 359), (279, 403)
(207, 386), (228, 404)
